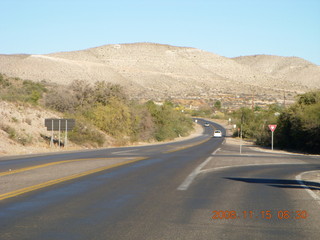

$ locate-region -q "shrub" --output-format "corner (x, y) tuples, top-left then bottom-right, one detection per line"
(275, 92), (320, 153)
(44, 87), (78, 112)
(0, 75), (46, 104)
(146, 101), (194, 141)
(231, 91), (320, 153)
(88, 98), (132, 137)
(68, 121), (105, 147)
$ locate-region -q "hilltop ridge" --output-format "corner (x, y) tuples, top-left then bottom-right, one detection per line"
(0, 43), (319, 108)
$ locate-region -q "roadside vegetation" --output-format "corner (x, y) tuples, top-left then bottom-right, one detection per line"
(230, 91), (320, 154)
(0, 74), (47, 105)
(3, 72), (317, 153)
(275, 91), (320, 153)
(189, 100), (223, 118)
(0, 74), (194, 147)
(45, 80), (193, 145)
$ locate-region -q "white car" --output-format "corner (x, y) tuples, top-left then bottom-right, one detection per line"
(204, 122), (210, 127)
(213, 130), (222, 138)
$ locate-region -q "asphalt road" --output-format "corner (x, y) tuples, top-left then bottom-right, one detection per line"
(0, 119), (319, 240)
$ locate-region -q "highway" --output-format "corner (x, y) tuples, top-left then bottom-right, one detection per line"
(0, 119), (319, 240)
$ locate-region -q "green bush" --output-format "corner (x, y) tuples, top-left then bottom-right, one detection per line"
(129, 102), (155, 142)
(190, 106), (212, 117)
(231, 91), (320, 153)
(87, 98), (132, 137)
(231, 105), (280, 141)
(275, 91), (320, 153)
(146, 101), (194, 141)
(0, 75), (47, 104)
(68, 120), (105, 147)
(0, 74), (11, 87)
(1, 75), (195, 146)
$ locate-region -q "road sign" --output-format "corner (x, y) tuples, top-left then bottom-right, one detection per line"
(45, 119), (75, 131)
(268, 124), (277, 150)
(45, 119), (75, 148)
(268, 125), (277, 132)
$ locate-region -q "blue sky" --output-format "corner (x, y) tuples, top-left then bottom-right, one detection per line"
(1, 0), (319, 65)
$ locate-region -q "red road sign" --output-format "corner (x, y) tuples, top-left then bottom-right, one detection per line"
(268, 125), (277, 132)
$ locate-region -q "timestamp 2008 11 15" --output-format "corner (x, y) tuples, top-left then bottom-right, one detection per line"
(211, 210), (308, 220)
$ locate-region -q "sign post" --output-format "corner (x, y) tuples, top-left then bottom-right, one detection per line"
(268, 125), (277, 151)
(50, 120), (54, 147)
(45, 119), (75, 148)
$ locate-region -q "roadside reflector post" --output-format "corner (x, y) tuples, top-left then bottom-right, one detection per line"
(268, 125), (277, 151)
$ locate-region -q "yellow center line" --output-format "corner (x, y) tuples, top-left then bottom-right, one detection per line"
(0, 157), (147, 201)
(0, 157), (127, 177)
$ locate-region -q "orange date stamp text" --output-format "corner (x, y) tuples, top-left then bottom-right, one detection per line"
(211, 210), (308, 220)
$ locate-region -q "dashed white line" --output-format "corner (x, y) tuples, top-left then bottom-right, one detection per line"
(177, 148), (220, 191)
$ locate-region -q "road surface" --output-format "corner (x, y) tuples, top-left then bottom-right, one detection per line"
(0, 119), (319, 240)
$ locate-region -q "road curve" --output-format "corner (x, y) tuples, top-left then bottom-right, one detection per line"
(0, 119), (319, 240)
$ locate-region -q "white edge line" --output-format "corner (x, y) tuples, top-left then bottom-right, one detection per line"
(199, 163), (304, 174)
(177, 148), (220, 191)
(296, 171), (320, 206)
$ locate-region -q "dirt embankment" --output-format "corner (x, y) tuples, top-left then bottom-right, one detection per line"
(0, 101), (70, 156)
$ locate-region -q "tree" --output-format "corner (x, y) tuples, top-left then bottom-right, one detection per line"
(275, 91), (320, 153)
(214, 100), (222, 110)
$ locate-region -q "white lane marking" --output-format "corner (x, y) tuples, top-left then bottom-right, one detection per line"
(112, 149), (139, 155)
(177, 148), (220, 191)
(296, 171), (320, 206)
(200, 163), (304, 174)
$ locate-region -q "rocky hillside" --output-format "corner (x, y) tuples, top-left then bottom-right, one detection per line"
(0, 43), (319, 107)
(233, 55), (320, 89)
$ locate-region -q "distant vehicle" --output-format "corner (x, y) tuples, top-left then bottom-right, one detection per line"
(213, 130), (222, 137)
(204, 122), (210, 127)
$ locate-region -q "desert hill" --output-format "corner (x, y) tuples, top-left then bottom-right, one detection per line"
(0, 43), (319, 107)
(233, 55), (320, 88)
